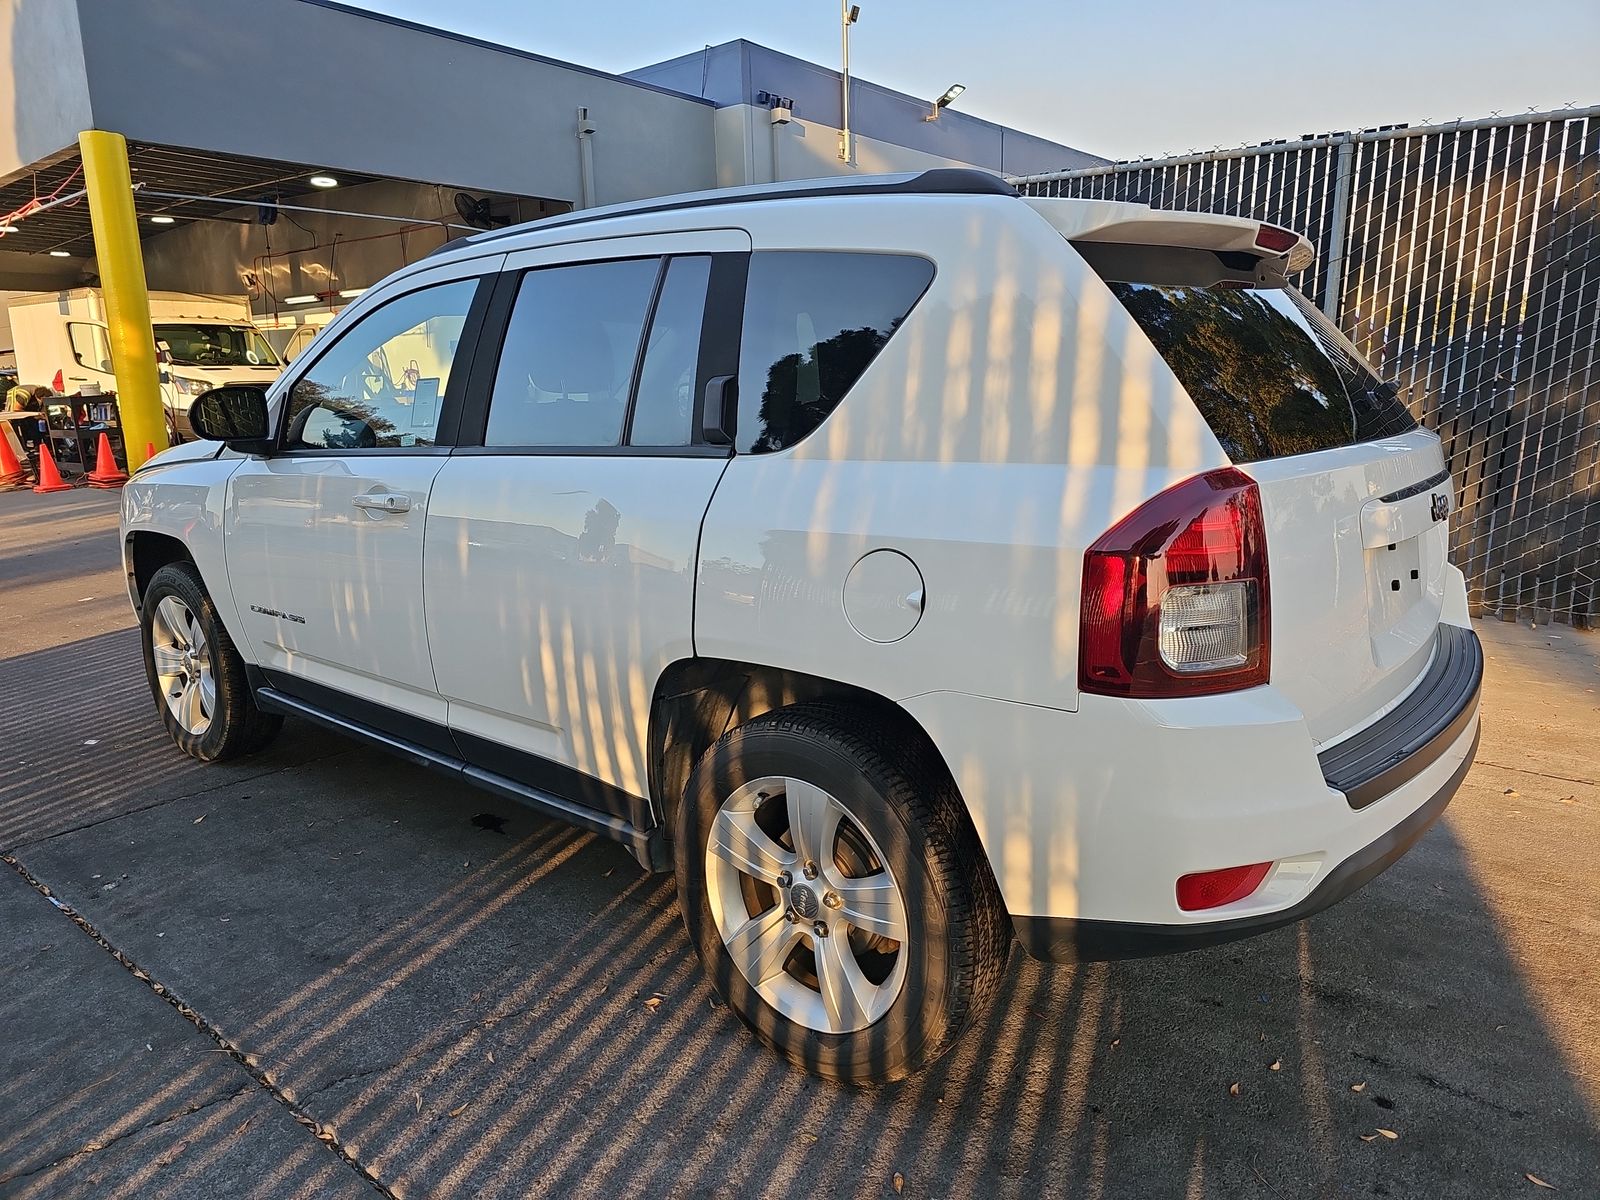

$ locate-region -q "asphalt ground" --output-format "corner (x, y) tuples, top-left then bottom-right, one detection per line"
(1, 486), (1596, 1199)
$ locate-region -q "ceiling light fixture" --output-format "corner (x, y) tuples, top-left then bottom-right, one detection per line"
(150, 215), (176, 225)
(308, 175), (339, 188)
(48, 249), (71, 257)
(338, 288), (366, 298)
(284, 294), (318, 305)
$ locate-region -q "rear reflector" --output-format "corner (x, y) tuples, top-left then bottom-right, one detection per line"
(1176, 862), (1273, 911)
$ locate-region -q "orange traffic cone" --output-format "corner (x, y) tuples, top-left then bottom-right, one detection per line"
(87, 431), (128, 487)
(146, 441), (156, 460)
(0, 429), (26, 488)
(32, 442), (73, 493)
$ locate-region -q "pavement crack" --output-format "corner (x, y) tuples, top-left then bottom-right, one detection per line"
(1, 852), (394, 1199)
(1475, 759), (1598, 788)
(0, 1086), (255, 1186)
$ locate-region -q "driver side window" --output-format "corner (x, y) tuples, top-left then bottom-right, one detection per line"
(284, 279), (478, 450)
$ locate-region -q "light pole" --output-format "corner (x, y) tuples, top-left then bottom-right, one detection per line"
(839, 2), (860, 164)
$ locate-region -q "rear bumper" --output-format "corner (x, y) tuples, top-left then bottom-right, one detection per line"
(901, 623), (1484, 962)
(1013, 722), (1478, 962)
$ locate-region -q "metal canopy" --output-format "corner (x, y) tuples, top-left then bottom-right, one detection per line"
(0, 144), (381, 258)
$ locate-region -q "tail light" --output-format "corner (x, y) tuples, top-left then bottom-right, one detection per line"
(1079, 467), (1270, 697)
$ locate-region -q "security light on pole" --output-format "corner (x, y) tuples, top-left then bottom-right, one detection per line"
(839, 1), (861, 162)
(925, 83), (966, 121)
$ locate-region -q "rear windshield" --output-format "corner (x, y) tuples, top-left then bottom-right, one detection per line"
(1105, 281), (1417, 462)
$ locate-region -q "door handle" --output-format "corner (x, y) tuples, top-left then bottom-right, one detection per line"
(352, 492), (412, 514)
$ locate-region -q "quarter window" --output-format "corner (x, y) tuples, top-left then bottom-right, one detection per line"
(485, 258), (659, 448)
(284, 279), (476, 450)
(736, 252), (935, 454)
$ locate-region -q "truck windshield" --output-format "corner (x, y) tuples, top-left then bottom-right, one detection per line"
(156, 324), (279, 369)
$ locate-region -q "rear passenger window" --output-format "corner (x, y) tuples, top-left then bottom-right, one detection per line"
(736, 252), (935, 454)
(486, 259), (658, 447)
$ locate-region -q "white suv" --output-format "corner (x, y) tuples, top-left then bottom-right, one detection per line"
(122, 170), (1483, 1082)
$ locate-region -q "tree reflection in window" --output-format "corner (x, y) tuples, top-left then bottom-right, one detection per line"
(1107, 281), (1416, 462)
(737, 253), (934, 455)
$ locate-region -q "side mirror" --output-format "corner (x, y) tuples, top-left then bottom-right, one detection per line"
(700, 374), (736, 447)
(189, 386), (274, 454)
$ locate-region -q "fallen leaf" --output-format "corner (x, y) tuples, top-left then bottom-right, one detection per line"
(1351, 1082), (1367, 1092)
(1558, 796), (1575, 805)
(414, 1092), (422, 1114)
(1360, 1134), (1379, 1143)
(644, 996), (662, 1011)
(1269, 1060), (1281, 1071)
(193, 814), (205, 824)
(1504, 788), (1519, 796)
(1228, 1082), (1241, 1097)
(801, 1133), (818, 1143)
(1111, 1038), (1121, 1048)
(448, 1103), (468, 1118)
(1376, 1128), (1399, 1140)
(488, 1051), (495, 1064)
(1525, 1173), (1556, 1190)
(893, 1172), (904, 1194)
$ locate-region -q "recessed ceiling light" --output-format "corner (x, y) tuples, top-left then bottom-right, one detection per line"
(48, 249), (71, 257)
(0, 224), (18, 233)
(308, 175), (339, 188)
(150, 215), (176, 225)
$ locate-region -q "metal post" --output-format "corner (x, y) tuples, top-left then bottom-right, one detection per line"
(839, 0), (853, 164)
(1320, 136), (1356, 319)
(78, 130), (164, 472)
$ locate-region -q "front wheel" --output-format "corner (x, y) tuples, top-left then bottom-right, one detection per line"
(140, 562), (281, 761)
(674, 704), (1008, 1083)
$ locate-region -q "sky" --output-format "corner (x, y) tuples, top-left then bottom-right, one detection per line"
(344, 0), (1599, 160)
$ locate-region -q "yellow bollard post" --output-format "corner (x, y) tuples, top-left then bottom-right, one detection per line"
(79, 130), (164, 473)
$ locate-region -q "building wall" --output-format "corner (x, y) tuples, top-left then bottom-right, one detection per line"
(636, 40), (1104, 180)
(0, 0), (92, 183)
(72, 0), (719, 208)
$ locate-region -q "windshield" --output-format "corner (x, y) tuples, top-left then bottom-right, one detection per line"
(156, 323), (279, 369)
(1104, 282), (1418, 462)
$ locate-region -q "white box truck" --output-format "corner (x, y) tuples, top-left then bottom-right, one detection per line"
(8, 289), (284, 440)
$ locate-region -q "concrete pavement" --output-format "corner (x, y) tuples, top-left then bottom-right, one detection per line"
(1, 487), (1596, 1198)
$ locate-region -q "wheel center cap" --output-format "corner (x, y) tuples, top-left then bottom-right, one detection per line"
(790, 884), (820, 921)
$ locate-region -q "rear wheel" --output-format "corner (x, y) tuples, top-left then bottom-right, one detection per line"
(674, 704), (1007, 1083)
(140, 562), (281, 761)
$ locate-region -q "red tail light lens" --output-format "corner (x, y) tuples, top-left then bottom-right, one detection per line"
(1079, 467), (1270, 697)
(1176, 862), (1273, 911)
(1254, 224), (1299, 253)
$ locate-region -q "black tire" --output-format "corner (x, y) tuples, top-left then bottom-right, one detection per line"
(674, 703), (1009, 1083)
(140, 561), (282, 762)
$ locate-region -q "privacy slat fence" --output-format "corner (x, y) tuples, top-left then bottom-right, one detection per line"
(1013, 107), (1600, 626)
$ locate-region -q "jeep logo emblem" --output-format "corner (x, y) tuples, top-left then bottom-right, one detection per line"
(1431, 492), (1451, 523)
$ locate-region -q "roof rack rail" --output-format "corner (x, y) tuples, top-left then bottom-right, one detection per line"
(449, 168), (1018, 251)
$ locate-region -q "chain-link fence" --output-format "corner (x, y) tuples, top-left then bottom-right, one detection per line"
(1012, 107), (1600, 627)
